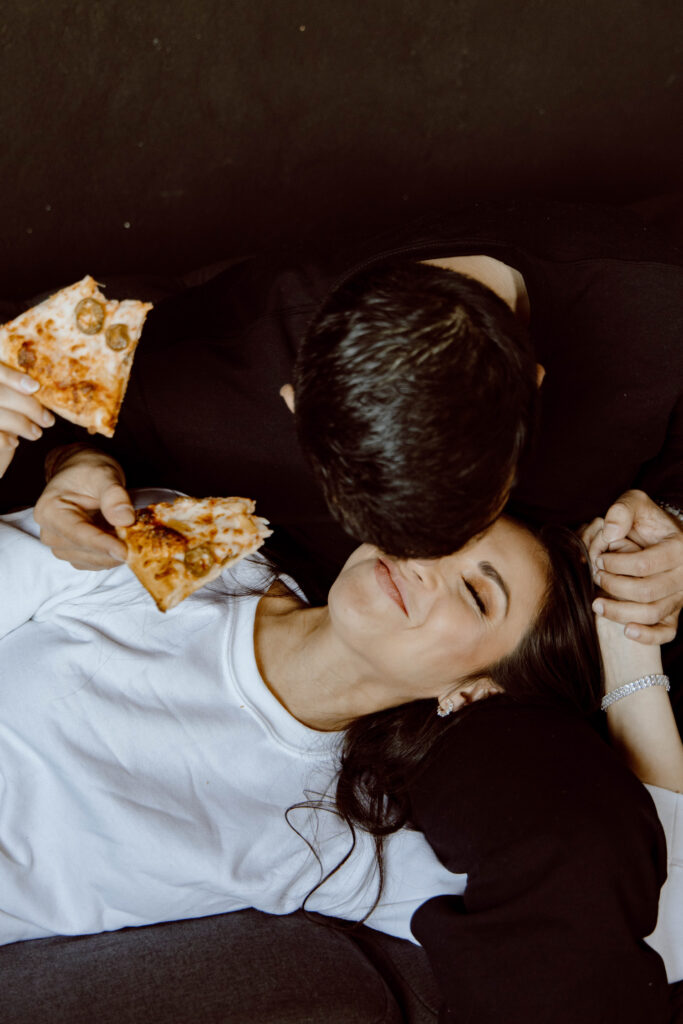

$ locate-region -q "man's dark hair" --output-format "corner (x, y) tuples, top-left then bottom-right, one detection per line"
(294, 260), (538, 557)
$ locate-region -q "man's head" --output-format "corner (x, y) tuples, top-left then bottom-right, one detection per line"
(293, 260), (538, 558)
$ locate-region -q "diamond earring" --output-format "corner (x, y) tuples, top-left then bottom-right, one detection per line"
(437, 697), (455, 718)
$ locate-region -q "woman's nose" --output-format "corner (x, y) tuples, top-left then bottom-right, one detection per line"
(402, 559), (432, 585)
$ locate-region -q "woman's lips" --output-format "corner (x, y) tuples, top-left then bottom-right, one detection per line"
(375, 559), (408, 615)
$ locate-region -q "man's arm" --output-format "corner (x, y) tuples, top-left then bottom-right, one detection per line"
(408, 701), (671, 1023)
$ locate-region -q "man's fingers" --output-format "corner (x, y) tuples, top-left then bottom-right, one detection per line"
(588, 532), (640, 569)
(593, 593), (681, 630)
(601, 498), (637, 545)
(40, 509), (127, 564)
(609, 620), (678, 646)
(45, 514), (119, 552)
(51, 545), (126, 570)
(580, 517), (603, 550)
(595, 566), (682, 606)
(100, 483), (135, 528)
(596, 536), (682, 578)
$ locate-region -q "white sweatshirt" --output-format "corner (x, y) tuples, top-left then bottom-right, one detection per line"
(0, 503), (462, 945)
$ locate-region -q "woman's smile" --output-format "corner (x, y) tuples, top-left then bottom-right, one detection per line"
(375, 558), (408, 615)
(326, 517), (550, 697)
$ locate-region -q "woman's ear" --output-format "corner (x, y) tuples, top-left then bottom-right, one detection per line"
(279, 384), (295, 413)
(438, 678), (502, 715)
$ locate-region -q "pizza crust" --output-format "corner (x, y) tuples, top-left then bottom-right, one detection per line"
(116, 496), (272, 611)
(0, 276), (152, 437)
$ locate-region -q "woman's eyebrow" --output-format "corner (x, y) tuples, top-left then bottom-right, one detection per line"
(479, 561), (510, 616)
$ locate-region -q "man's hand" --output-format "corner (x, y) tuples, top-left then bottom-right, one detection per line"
(585, 489), (683, 645)
(0, 362), (55, 477)
(34, 447), (135, 569)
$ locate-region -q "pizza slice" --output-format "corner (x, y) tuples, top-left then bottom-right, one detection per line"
(116, 495), (272, 611)
(0, 276), (152, 437)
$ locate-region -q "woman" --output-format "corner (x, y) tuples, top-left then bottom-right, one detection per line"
(0, 489), (598, 948)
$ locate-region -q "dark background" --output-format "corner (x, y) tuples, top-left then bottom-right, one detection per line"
(1, 0), (681, 299)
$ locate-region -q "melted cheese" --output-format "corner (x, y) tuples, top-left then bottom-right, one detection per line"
(0, 276), (152, 436)
(119, 496), (272, 611)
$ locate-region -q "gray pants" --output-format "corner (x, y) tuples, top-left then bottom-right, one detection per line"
(0, 909), (440, 1023)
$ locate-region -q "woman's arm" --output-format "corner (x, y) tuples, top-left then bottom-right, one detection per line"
(598, 609), (683, 793)
(408, 701), (671, 1021)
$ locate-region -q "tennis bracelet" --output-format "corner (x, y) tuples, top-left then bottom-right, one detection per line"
(600, 674), (670, 711)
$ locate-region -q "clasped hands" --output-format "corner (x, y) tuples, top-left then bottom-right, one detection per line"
(582, 489), (683, 646)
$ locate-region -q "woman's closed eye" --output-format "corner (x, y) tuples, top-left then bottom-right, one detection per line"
(464, 578), (487, 616)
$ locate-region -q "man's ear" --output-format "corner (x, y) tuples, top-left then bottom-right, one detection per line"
(438, 677), (502, 714)
(536, 364), (546, 388)
(279, 384), (295, 413)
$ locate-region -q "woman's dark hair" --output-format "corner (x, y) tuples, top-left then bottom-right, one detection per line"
(330, 522), (601, 911)
(294, 260), (538, 558)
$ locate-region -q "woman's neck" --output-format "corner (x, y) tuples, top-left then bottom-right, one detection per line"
(252, 584), (392, 732)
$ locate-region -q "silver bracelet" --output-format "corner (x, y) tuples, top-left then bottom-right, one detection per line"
(656, 499), (683, 528)
(600, 674), (670, 711)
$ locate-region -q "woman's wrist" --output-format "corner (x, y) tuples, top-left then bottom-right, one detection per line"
(596, 617), (683, 791)
(596, 616), (663, 693)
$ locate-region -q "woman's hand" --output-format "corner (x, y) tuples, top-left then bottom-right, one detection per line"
(0, 361), (55, 477)
(34, 446), (135, 569)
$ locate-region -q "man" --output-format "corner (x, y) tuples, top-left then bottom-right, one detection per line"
(0, 198), (681, 1020)
(2, 199), (680, 639)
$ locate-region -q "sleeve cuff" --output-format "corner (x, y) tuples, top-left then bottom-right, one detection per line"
(644, 783), (683, 982)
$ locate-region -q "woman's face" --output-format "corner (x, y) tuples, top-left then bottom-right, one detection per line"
(328, 517), (549, 702)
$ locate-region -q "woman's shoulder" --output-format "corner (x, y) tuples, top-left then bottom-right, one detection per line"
(409, 700), (662, 857)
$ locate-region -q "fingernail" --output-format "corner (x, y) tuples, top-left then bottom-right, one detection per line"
(593, 571), (602, 587)
(592, 600), (604, 615)
(602, 525), (620, 543)
(108, 548), (125, 561)
(20, 376), (40, 393)
(625, 625), (640, 639)
(595, 557), (604, 570)
(42, 411), (55, 427)
(30, 425), (42, 439)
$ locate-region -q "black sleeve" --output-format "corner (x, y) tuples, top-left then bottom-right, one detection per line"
(408, 700), (671, 1024)
(636, 393), (683, 513)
